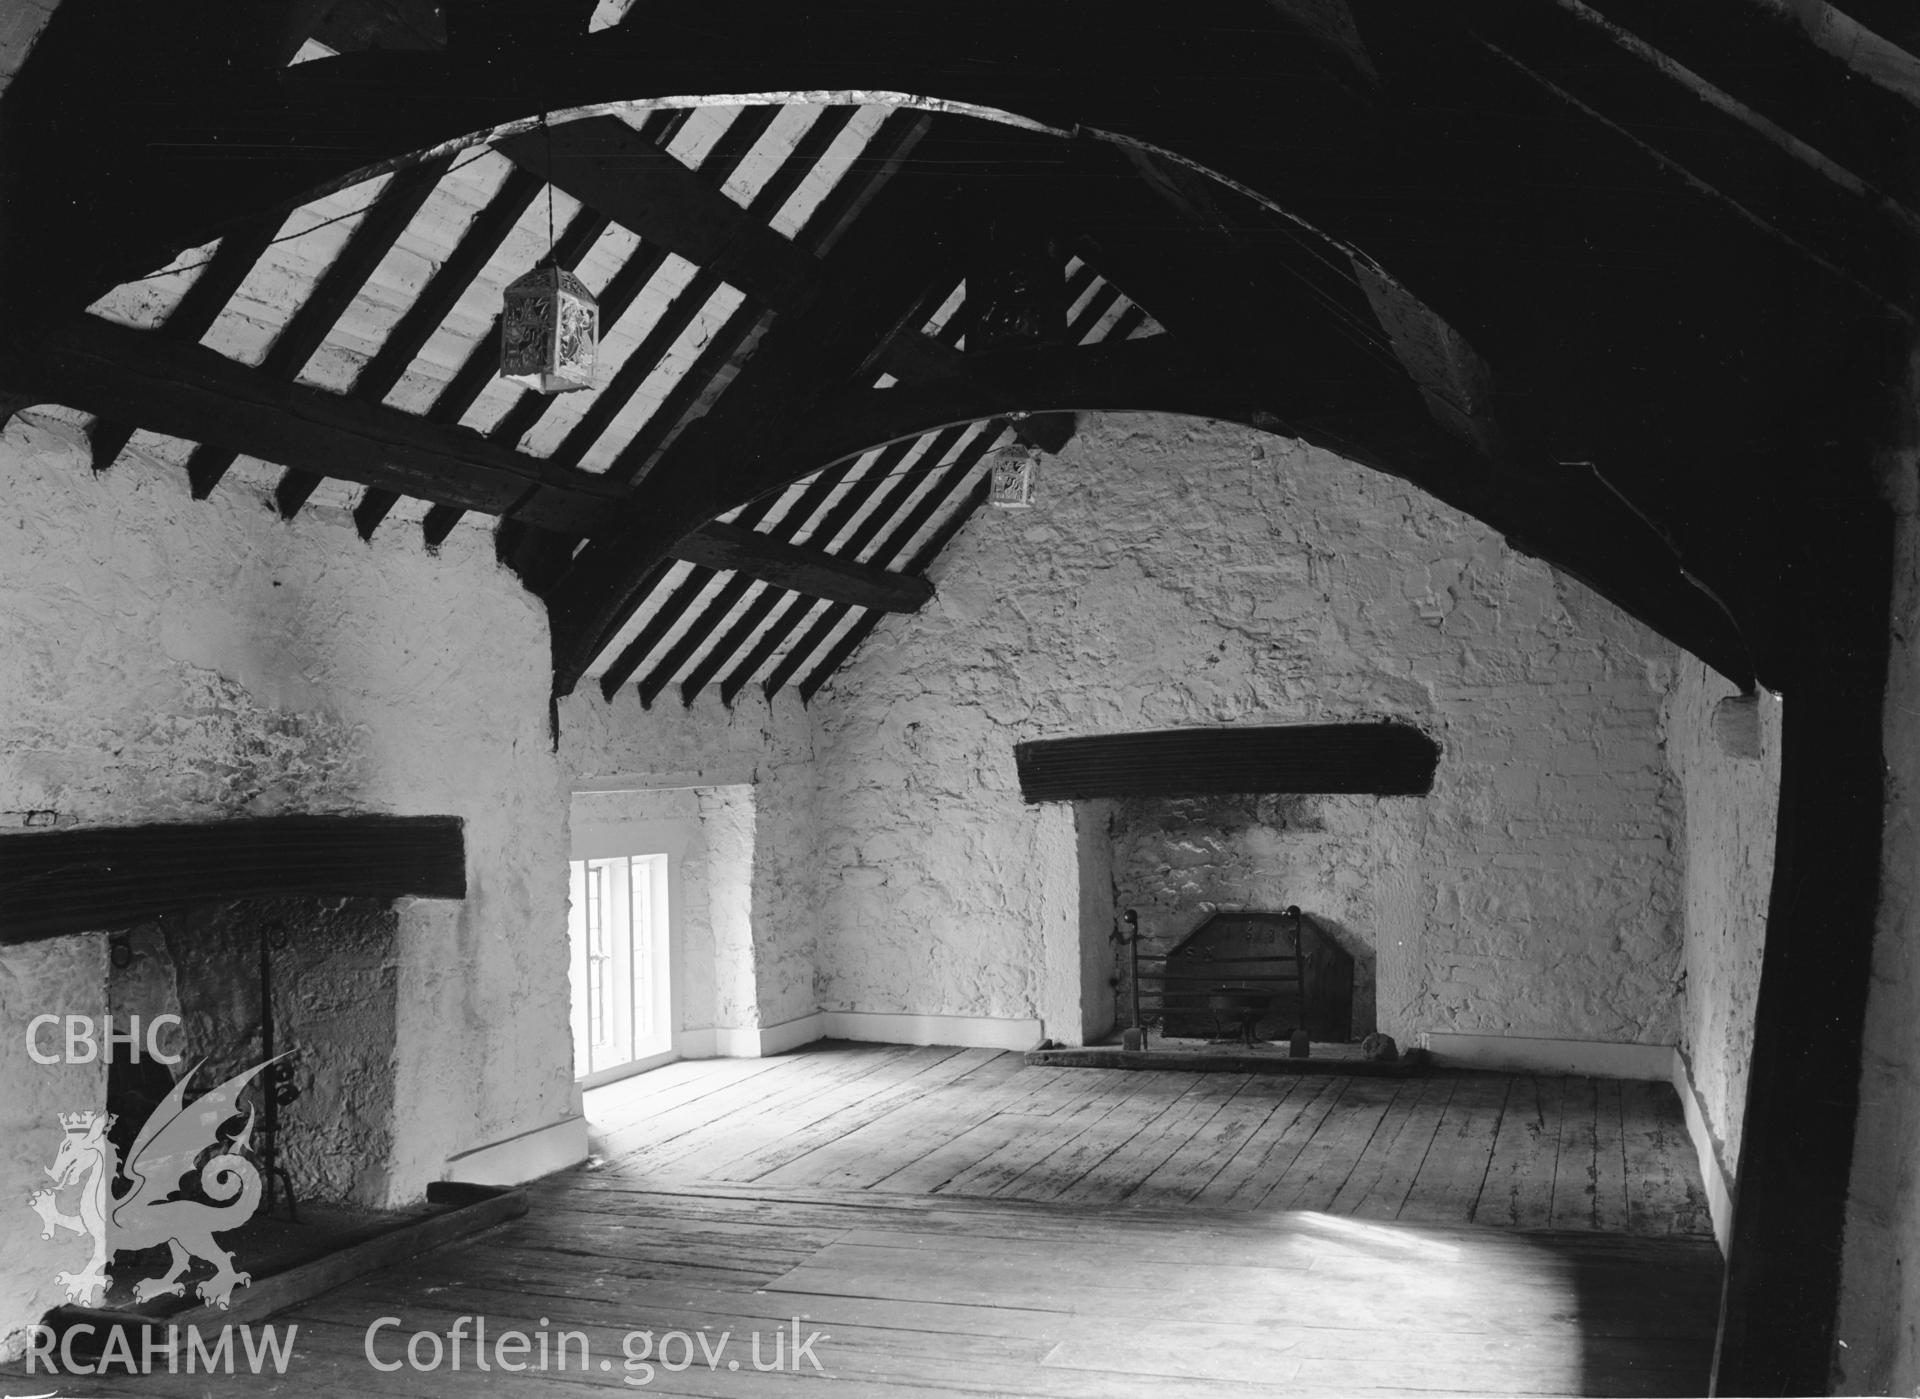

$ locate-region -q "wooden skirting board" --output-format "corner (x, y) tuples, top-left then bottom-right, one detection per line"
(1025, 1044), (1425, 1076)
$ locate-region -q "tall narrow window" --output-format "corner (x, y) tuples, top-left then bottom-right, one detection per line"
(568, 853), (671, 1080)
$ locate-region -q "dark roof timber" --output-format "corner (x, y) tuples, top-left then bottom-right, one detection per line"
(186, 152), (456, 500)
(0, 0), (1910, 705)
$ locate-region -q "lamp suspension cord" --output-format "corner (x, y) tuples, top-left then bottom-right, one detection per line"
(543, 111), (556, 261)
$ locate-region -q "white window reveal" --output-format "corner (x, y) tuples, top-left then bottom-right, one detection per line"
(568, 853), (671, 1079)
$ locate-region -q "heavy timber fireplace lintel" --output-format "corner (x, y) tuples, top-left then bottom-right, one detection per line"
(0, 813), (466, 944)
(1013, 722), (1441, 803)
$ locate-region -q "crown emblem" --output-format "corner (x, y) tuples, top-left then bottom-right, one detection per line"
(58, 1110), (109, 1133)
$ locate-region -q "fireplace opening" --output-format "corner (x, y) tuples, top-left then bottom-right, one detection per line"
(1108, 792), (1384, 1042)
(1152, 907), (1357, 1043)
(85, 895), (409, 1311)
(107, 895), (400, 1206)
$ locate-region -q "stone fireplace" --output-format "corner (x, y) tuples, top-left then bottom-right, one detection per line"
(1110, 792), (1389, 1041)
(1, 813), (465, 1216)
(105, 895), (400, 1208)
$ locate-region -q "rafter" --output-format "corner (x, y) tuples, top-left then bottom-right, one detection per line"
(364, 104), (698, 541)
(27, 316), (626, 524)
(678, 272), (1123, 704)
(90, 210), (283, 474)
(275, 163), (545, 519)
(628, 454), (886, 707)
(575, 110), (927, 503)
(1462, 1), (1916, 317)
(186, 152), (455, 499)
(626, 337), (1245, 498)
(2, 1), (1888, 703)
(671, 525), (932, 616)
(496, 115), (823, 313)
(766, 426), (1003, 700)
(437, 106), (850, 552)
(1067, 161), (1760, 686)
(589, 111), (852, 449)
(713, 429), (964, 707)
(541, 118), (964, 693)
(668, 458), (869, 704)
(473, 106), (761, 463)
(351, 201), (613, 540)
(796, 473), (992, 703)
(1573, 0), (1920, 209)
(631, 261), (1000, 706)
(591, 493), (785, 698)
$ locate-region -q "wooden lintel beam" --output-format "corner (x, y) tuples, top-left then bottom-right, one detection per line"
(28, 316), (625, 526)
(667, 520), (933, 614)
(497, 116), (823, 313)
(1014, 723), (1442, 802)
(0, 814), (466, 945)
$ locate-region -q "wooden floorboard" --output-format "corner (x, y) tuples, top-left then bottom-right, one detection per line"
(11, 1045), (1722, 1397)
(1326, 1074), (1455, 1218)
(1397, 1070), (1511, 1225)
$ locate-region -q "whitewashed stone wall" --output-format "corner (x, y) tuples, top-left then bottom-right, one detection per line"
(559, 691), (821, 1034)
(0, 0), (60, 98)
(810, 412), (1686, 1045)
(1663, 658), (1779, 1184)
(700, 786), (762, 1029)
(0, 411), (573, 1353)
(0, 936), (105, 1360)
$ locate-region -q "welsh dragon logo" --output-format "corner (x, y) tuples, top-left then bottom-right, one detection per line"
(28, 1057), (283, 1309)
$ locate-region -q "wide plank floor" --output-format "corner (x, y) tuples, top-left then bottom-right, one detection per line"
(589, 1043), (1712, 1237)
(17, 1044), (1722, 1397)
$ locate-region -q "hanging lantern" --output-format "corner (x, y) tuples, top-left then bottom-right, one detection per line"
(499, 261), (598, 393)
(989, 444), (1037, 508)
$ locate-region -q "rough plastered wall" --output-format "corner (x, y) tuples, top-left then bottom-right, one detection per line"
(810, 412), (1684, 1045)
(0, 936), (107, 1360)
(0, 0), (59, 98)
(1110, 793), (1407, 1039)
(700, 787), (761, 1028)
(1835, 421), (1920, 1392)
(559, 690), (820, 1033)
(1662, 657), (1780, 1188)
(0, 409), (573, 1335)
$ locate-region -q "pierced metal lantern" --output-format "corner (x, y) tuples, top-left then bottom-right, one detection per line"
(989, 445), (1036, 508)
(499, 262), (598, 393)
